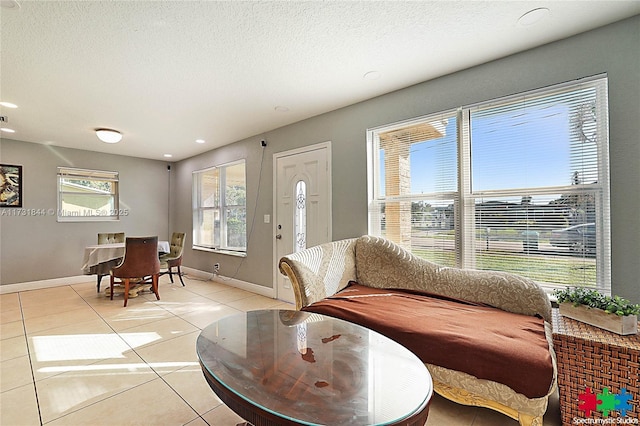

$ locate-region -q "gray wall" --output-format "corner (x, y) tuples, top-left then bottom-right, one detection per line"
(0, 139), (170, 284)
(175, 16), (640, 302)
(1, 16), (637, 303)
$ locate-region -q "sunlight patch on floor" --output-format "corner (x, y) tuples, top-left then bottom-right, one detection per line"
(32, 332), (160, 361)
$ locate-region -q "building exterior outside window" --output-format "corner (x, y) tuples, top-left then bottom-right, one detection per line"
(57, 167), (120, 222)
(193, 160), (246, 253)
(368, 75), (610, 294)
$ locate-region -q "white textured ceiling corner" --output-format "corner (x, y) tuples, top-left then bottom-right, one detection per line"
(1, 1), (639, 161)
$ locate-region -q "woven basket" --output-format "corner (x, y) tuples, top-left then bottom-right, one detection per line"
(552, 309), (639, 425)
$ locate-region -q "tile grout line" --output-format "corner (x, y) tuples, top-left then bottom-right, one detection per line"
(148, 277), (253, 425)
(34, 283), (199, 425)
(9, 279), (270, 425)
(17, 291), (45, 426)
(35, 284), (168, 424)
(78, 280), (211, 425)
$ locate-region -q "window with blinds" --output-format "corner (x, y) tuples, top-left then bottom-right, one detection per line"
(192, 160), (247, 253)
(367, 75), (610, 294)
(57, 167), (120, 222)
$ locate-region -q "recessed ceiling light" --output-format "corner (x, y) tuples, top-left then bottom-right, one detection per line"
(195, 139), (205, 144)
(274, 106), (290, 113)
(0, 101), (18, 108)
(1, 127), (16, 133)
(95, 128), (122, 143)
(518, 8), (550, 26)
(364, 71), (381, 80)
(163, 154), (173, 158)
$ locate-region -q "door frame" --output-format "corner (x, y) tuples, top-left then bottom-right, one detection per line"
(272, 141), (332, 302)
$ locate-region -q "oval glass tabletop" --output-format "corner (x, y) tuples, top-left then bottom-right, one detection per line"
(196, 309), (433, 426)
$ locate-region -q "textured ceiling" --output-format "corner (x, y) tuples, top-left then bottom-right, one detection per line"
(1, 1), (639, 161)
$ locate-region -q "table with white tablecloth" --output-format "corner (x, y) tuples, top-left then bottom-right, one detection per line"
(82, 240), (170, 292)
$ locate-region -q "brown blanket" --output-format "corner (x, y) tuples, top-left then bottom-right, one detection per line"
(303, 282), (554, 399)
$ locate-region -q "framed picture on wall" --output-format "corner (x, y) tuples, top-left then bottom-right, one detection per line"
(0, 164), (23, 207)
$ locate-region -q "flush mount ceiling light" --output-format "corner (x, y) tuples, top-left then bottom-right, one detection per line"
(95, 128), (122, 143)
(195, 139), (205, 144)
(0, 101), (18, 108)
(518, 8), (550, 26)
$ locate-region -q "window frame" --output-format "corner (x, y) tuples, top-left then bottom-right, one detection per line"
(192, 159), (247, 255)
(367, 75), (611, 294)
(57, 167), (120, 222)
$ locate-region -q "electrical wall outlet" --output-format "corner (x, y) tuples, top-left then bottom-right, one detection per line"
(213, 263), (220, 273)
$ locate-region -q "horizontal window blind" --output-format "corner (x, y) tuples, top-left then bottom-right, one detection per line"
(368, 75), (610, 294)
(58, 167), (119, 182)
(193, 160), (247, 252)
(469, 82), (602, 192)
(369, 111), (459, 267)
(57, 167), (119, 222)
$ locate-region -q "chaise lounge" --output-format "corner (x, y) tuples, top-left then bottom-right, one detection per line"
(279, 235), (558, 426)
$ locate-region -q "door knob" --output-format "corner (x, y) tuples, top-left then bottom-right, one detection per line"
(275, 234), (282, 240)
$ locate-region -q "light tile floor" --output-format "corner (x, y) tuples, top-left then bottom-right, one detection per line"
(1, 275), (562, 425)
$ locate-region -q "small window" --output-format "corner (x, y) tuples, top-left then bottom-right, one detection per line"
(193, 160), (247, 253)
(57, 167), (120, 222)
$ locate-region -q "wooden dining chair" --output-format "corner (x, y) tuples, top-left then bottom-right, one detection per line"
(110, 236), (160, 307)
(95, 232), (125, 292)
(159, 232), (186, 286)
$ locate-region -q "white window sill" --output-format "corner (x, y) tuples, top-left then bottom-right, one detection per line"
(192, 246), (247, 258)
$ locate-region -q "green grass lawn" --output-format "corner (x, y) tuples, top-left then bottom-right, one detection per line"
(476, 251), (596, 287)
(413, 247), (597, 287)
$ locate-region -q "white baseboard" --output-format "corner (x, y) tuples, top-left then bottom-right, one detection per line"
(182, 266), (276, 298)
(0, 268), (276, 299)
(0, 275), (93, 294)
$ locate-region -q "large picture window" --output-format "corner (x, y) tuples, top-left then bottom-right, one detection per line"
(57, 167), (120, 222)
(368, 76), (610, 294)
(193, 160), (247, 253)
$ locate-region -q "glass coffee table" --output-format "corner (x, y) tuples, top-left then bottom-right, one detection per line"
(196, 309), (432, 426)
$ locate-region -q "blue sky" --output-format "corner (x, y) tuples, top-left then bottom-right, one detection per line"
(379, 93), (599, 197)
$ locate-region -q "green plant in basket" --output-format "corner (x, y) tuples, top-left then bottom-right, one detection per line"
(554, 287), (640, 316)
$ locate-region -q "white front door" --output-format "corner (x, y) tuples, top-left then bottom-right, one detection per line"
(273, 142), (331, 303)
